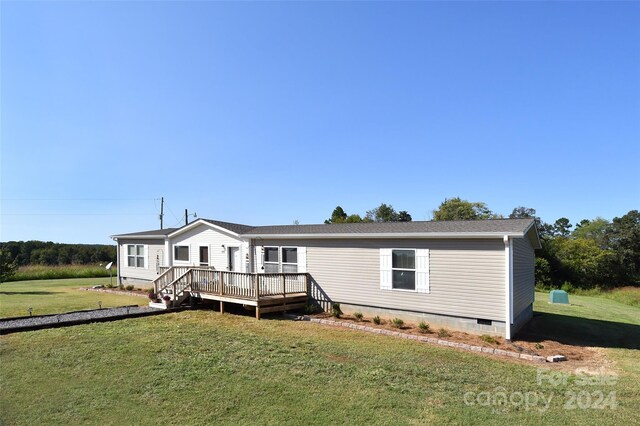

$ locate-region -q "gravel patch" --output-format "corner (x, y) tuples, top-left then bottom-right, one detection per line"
(0, 306), (172, 334)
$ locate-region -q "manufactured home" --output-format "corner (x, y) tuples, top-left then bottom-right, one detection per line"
(111, 218), (540, 339)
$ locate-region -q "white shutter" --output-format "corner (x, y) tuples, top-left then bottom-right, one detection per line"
(297, 247), (307, 273)
(416, 249), (429, 293)
(144, 245), (149, 269)
(255, 246), (264, 273)
(380, 248), (392, 290)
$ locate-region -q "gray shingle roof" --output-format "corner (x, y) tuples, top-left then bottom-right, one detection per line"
(201, 219), (255, 235)
(111, 228), (178, 238)
(113, 218), (537, 240)
(242, 218), (535, 236)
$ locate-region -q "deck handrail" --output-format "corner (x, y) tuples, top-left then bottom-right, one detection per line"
(155, 267), (308, 302)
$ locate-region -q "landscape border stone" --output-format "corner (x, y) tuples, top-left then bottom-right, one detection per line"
(303, 316), (549, 363)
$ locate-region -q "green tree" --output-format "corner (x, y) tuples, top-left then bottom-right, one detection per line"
(509, 206), (537, 219)
(572, 217), (610, 249)
(398, 211), (412, 222)
(546, 238), (615, 289)
(325, 206), (348, 224)
(553, 218), (573, 237)
(0, 248), (18, 283)
(345, 214), (363, 223)
(365, 203), (400, 222)
(432, 197), (499, 221)
(606, 210), (640, 284)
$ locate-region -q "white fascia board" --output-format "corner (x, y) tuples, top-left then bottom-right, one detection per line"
(242, 232), (526, 240)
(168, 219), (241, 239)
(523, 221), (542, 249)
(110, 235), (167, 240)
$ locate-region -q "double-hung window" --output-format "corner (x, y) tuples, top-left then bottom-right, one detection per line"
(392, 249), (415, 290)
(264, 247), (280, 273)
(380, 248), (429, 293)
(127, 245), (145, 268)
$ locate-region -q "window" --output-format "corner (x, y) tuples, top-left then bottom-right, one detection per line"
(392, 249), (415, 290)
(380, 248), (429, 293)
(281, 247), (298, 273)
(263, 247), (299, 273)
(127, 245), (145, 268)
(174, 246), (189, 262)
(264, 247), (279, 273)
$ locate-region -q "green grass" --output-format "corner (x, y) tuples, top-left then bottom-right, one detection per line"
(532, 291), (640, 390)
(0, 278), (143, 318)
(8, 264), (117, 282)
(0, 283), (638, 424)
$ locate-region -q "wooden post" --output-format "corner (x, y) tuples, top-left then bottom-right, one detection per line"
(255, 304), (260, 320)
(253, 274), (259, 301)
(281, 274), (287, 312)
(220, 301), (224, 314)
(305, 273), (310, 305)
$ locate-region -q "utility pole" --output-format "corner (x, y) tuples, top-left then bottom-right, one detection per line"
(160, 197), (164, 229)
(185, 209), (188, 226)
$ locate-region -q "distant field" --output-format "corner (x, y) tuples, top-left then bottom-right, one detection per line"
(6, 264), (117, 282)
(0, 277), (143, 318)
(0, 284), (638, 424)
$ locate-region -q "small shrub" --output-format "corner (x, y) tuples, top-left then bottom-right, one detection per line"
(353, 312), (364, 322)
(480, 335), (499, 345)
(331, 303), (342, 318)
(304, 303), (321, 315)
(372, 315), (382, 325)
(148, 292), (158, 301)
(125, 285), (134, 291)
(534, 343), (544, 350)
(418, 321), (430, 333)
(437, 328), (451, 338)
(391, 318), (404, 328)
(105, 283), (115, 289)
(561, 281), (574, 293)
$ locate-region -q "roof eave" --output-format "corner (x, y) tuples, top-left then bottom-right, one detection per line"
(243, 232), (527, 239)
(110, 234), (168, 240)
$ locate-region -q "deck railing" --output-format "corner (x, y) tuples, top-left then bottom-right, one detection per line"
(153, 267), (308, 301)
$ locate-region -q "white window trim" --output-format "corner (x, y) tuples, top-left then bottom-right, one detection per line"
(174, 245), (190, 263)
(262, 246), (302, 273)
(380, 248), (429, 293)
(263, 246), (280, 272)
(126, 244), (148, 269)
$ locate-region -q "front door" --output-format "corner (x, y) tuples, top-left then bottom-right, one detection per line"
(199, 246), (209, 266)
(228, 247), (240, 272)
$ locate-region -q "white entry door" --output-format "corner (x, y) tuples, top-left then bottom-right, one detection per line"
(228, 247), (240, 272)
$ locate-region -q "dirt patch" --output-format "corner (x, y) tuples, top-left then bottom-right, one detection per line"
(310, 313), (611, 371)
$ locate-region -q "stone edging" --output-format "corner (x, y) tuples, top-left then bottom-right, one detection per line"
(295, 316), (547, 363)
(80, 288), (149, 298)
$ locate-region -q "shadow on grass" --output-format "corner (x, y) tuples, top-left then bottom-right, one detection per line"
(0, 291), (56, 295)
(518, 312), (640, 350)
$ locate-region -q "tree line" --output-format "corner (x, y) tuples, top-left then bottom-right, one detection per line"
(324, 198), (639, 290)
(0, 241), (116, 267)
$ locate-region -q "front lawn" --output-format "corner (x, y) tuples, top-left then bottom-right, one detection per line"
(0, 278), (145, 318)
(1, 282), (638, 424)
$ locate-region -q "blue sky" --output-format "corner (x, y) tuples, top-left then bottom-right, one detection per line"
(1, 1), (638, 244)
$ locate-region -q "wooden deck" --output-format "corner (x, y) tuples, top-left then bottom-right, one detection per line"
(153, 267), (309, 319)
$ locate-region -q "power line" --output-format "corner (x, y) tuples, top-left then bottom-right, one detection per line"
(0, 198), (156, 201)
(0, 213), (156, 216)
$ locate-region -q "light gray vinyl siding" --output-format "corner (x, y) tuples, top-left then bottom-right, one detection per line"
(256, 238), (506, 321)
(118, 239), (166, 282)
(512, 237), (535, 318)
